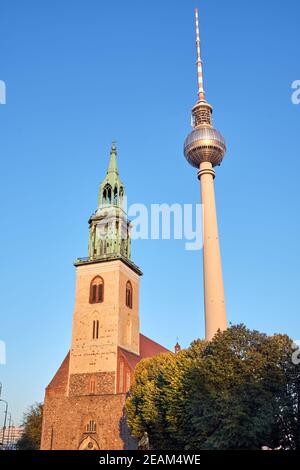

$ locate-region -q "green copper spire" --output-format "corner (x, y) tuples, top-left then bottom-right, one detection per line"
(98, 142), (125, 208)
(107, 142), (118, 175)
(74, 141), (142, 276)
(85, 142), (131, 262)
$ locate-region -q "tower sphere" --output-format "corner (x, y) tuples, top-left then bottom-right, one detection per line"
(184, 126), (226, 168)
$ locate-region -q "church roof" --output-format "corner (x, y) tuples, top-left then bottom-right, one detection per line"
(46, 351), (70, 396)
(118, 333), (170, 370)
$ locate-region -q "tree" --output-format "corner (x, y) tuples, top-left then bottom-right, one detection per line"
(126, 325), (299, 449)
(17, 403), (43, 450)
(181, 326), (293, 449)
(126, 352), (178, 449)
(275, 340), (300, 449)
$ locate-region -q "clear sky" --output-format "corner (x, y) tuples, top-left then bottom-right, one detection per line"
(0, 0), (299, 425)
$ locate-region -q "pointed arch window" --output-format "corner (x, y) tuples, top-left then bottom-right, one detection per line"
(89, 277), (104, 304)
(103, 184), (112, 206)
(113, 186), (118, 206)
(126, 281), (133, 309)
(89, 378), (96, 394)
(119, 187), (124, 206)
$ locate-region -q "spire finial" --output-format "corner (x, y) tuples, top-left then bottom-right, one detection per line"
(111, 141), (117, 153)
(107, 141), (118, 175)
(195, 7), (205, 102)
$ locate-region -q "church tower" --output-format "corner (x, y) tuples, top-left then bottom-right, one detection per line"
(69, 142), (142, 396)
(41, 144), (168, 450)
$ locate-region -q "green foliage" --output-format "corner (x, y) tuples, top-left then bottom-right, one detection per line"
(17, 403), (43, 450)
(126, 353), (178, 449)
(126, 325), (300, 450)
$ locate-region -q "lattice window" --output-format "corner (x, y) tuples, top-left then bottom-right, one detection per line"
(89, 277), (104, 304)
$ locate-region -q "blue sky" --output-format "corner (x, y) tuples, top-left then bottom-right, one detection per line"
(0, 0), (299, 424)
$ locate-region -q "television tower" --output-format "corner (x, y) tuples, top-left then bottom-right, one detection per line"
(184, 8), (227, 340)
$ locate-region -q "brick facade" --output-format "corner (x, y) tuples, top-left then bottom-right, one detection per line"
(41, 258), (169, 450)
(41, 338), (169, 449)
(42, 391), (135, 449)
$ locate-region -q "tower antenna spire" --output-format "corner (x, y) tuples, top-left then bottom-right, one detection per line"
(195, 7), (205, 102)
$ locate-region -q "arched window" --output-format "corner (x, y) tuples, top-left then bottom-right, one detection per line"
(86, 420), (96, 433)
(103, 184), (112, 205)
(113, 186), (118, 205)
(119, 187), (124, 206)
(89, 277), (104, 304)
(89, 378), (96, 394)
(126, 281), (133, 309)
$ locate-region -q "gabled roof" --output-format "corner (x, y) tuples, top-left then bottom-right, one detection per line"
(118, 333), (170, 371)
(46, 352), (70, 396)
(140, 333), (170, 358)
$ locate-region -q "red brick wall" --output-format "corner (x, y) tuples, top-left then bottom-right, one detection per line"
(68, 372), (115, 396)
(41, 393), (137, 450)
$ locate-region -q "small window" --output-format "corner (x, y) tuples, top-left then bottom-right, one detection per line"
(126, 281), (133, 309)
(89, 277), (104, 304)
(86, 420), (96, 433)
(92, 320), (99, 339)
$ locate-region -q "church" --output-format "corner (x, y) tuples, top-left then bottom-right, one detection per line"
(40, 143), (169, 450)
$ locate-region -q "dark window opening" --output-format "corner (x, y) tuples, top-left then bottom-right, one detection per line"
(89, 277), (104, 304)
(92, 320), (99, 339)
(126, 281), (133, 309)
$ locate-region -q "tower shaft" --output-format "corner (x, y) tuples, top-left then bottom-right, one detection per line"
(198, 162), (227, 340)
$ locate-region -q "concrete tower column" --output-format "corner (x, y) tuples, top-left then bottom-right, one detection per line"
(198, 162), (227, 340)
